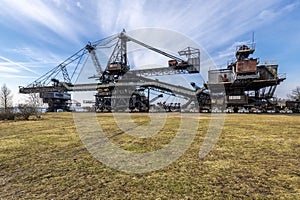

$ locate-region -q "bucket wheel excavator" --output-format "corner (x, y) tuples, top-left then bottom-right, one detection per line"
(19, 30), (207, 112)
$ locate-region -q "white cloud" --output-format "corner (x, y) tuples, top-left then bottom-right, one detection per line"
(0, 65), (20, 73)
(8, 47), (64, 65)
(282, 1), (299, 12)
(0, 0), (86, 44)
(0, 56), (40, 75)
(76, 1), (83, 9)
(0, 74), (37, 79)
(258, 1), (299, 21)
(0, 0), (290, 50)
(93, 0), (285, 52)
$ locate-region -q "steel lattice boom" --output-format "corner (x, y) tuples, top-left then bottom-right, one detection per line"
(19, 30), (287, 113)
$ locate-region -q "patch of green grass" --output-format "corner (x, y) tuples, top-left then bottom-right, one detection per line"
(0, 113), (299, 199)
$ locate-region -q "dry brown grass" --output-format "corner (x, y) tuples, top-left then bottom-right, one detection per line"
(0, 113), (299, 199)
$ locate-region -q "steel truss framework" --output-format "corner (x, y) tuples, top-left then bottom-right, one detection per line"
(19, 30), (286, 113)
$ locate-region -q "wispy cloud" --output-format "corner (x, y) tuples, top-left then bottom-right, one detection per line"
(259, 1), (299, 21)
(0, 74), (38, 79)
(0, 56), (40, 75)
(7, 47), (64, 65)
(0, 0), (86, 44)
(0, 65), (20, 73)
(94, 0), (288, 51)
(92, 0), (297, 71)
(1, 0), (296, 50)
(76, 1), (83, 9)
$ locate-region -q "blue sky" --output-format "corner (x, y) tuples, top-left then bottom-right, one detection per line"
(0, 0), (299, 104)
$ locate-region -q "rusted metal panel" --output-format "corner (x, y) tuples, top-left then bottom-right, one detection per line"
(236, 59), (257, 74)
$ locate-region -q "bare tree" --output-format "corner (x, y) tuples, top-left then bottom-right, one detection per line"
(25, 93), (43, 118)
(17, 104), (37, 120)
(26, 93), (43, 107)
(288, 86), (300, 101)
(0, 84), (13, 112)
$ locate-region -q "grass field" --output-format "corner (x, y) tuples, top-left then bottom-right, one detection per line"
(1, 113), (299, 199)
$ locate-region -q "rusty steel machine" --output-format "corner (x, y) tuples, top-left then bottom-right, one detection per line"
(19, 30), (286, 113)
(93, 31), (201, 112)
(206, 43), (286, 112)
(19, 30), (203, 112)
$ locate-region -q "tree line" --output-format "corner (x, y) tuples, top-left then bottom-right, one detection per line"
(0, 84), (42, 120)
(287, 86), (300, 101)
